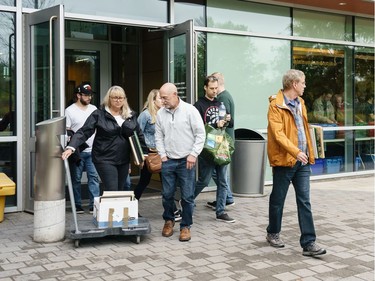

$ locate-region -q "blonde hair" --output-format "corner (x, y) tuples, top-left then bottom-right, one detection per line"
(143, 89), (160, 124)
(102, 85), (132, 119)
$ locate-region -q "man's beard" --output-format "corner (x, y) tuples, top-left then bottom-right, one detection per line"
(80, 98), (90, 106)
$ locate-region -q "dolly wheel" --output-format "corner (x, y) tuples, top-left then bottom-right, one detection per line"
(74, 240), (80, 248)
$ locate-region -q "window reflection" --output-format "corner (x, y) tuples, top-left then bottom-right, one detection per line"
(293, 10), (348, 41)
(175, 0), (205, 26)
(293, 43), (346, 125)
(355, 17), (375, 44)
(23, 0), (167, 22)
(0, 0), (15, 6)
(354, 47), (374, 171)
(0, 12), (16, 136)
(207, 0), (290, 35)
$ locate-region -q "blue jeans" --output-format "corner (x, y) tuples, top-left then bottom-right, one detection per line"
(69, 152), (100, 208)
(195, 156), (228, 216)
(161, 158), (195, 229)
(212, 166), (234, 204)
(124, 174), (131, 190)
(267, 162), (316, 248)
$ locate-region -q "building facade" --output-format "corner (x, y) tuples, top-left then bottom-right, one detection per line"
(0, 0), (374, 213)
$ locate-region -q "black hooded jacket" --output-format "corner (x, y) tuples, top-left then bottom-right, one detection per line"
(67, 107), (147, 165)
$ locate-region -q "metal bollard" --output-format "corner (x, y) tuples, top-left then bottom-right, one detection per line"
(34, 116), (66, 242)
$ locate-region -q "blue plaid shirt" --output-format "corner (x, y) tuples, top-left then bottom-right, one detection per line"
(284, 96), (307, 154)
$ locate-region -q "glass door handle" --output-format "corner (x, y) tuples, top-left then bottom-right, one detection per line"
(49, 15), (57, 119)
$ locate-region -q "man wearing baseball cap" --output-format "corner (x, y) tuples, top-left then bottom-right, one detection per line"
(65, 83), (100, 214)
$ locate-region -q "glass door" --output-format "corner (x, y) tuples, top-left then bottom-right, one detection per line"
(65, 40), (110, 108)
(24, 5), (65, 212)
(167, 20), (195, 103)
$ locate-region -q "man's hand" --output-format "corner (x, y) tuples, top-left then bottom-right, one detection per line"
(296, 151), (308, 165)
(186, 155), (197, 170)
(217, 119), (226, 128)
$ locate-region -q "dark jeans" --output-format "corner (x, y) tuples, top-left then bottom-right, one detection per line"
(95, 163), (129, 192)
(161, 158), (195, 229)
(267, 162), (316, 248)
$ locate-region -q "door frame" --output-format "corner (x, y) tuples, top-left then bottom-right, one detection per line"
(166, 20), (195, 103)
(24, 5), (65, 212)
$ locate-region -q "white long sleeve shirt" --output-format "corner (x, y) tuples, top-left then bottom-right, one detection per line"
(155, 98), (205, 159)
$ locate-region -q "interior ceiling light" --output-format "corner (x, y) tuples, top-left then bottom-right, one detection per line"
(339, 2), (347, 5)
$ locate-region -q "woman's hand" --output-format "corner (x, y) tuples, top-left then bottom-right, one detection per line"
(61, 148), (73, 160)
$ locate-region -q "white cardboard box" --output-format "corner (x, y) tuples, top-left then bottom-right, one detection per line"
(93, 193), (138, 228)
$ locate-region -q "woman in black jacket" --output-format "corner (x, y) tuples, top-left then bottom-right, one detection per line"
(62, 85), (146, 192)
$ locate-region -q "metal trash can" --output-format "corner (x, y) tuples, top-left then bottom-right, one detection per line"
(231, 128), (267, 197)
(34, 116), (66, 242)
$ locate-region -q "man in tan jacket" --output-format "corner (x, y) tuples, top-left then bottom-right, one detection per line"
(266, 69), (326, 257)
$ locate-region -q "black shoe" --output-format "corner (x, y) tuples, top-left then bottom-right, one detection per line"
(75, 206), (84, 214)
(216, 213), (235, 223)
(206, 201), (215, 210)
(226, 202), (235, 208)
(302, 242), (327, 256)
(206, 201), (235, 211)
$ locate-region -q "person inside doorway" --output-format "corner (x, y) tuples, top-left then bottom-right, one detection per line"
(65, 83), (100, 214)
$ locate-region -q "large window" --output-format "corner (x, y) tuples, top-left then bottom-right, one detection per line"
(292, 42), (346, 122)
(355, 17), (374, 44)
(23, 0), (167, 22)
(0, 12), (15, 136)
(174, 0), (205, 26)
(207, 0), (291, 35)
(292, 42), (374, 173)
(293, 10), (349, 41)
(354, 46), (374, 171)
(206, 34), (290, 130)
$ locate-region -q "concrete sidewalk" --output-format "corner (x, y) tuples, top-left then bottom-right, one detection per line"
(0, 175), (374, 281)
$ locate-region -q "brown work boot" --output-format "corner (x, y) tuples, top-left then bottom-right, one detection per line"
(179, 227), (191, 242)
(162, 220), (174, 237)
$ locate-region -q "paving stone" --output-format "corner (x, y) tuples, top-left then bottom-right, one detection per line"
(0, 176), (373, 281)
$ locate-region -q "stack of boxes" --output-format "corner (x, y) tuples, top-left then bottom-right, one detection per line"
(93, 191), (138, 228)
